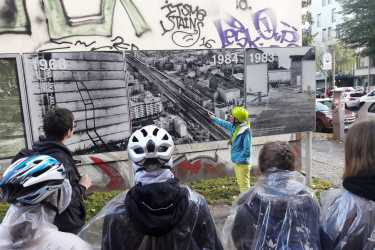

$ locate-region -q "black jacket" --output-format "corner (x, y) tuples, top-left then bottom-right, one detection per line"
(12, 137), (86, 234)
(101, 180), (223, 250)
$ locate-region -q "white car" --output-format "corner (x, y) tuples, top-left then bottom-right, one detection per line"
(359, 89), (375, 103)
(358, 101), (375, 122)
(343, 92), (362, 109)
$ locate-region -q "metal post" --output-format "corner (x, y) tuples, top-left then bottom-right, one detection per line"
(324, 71), (327, 97)
(305, 131), (313, 186)
(368, 56), (371, 91)
(332, 46), (336, 88)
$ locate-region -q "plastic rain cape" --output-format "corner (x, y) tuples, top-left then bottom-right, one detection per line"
(0, 180), (72, 249)
(222, 168), (321, 250)
(79, 185), (222, 250)
(320, 189), (375, 250)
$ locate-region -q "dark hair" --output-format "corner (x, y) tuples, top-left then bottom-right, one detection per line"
(43, 108), (74, 141)
(258, 141), (296, 173)
(344, 120), (375, 178)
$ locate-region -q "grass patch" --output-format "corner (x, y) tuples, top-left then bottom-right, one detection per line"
(84, 191), (121, 221)
(0, 176), (333, 222)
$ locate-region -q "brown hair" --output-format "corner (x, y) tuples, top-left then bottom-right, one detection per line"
(43, 107), (74, 141)
(344, 120), (375, 178)
(258, 141), (296, 173)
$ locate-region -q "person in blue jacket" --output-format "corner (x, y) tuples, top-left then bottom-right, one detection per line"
(209, 106), (252, 193)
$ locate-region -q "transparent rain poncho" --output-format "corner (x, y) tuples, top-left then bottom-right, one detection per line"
(79, 185), (223, 250)
(0, 180), (92, 250)
(320, 189), (375, 250)
(222, 168), (321, 250)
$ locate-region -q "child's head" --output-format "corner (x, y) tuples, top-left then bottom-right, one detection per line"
(0, 155), (70, 210)
(43, 107), (74, 142)
(128, 125), (175, 172)
(230, 106), (249, 124)
(258, 141), (296, 173)
(344, 120), (375, 178)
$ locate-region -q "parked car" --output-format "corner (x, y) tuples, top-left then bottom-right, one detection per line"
(343, 92), (363, 109)
(316, 98), (357, 132)
(358, 101), (375, 122)
(359, 89), (375, 103)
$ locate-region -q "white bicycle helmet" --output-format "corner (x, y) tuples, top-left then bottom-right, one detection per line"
(0, 155), (66, 205)
(128, 125), (174, 171)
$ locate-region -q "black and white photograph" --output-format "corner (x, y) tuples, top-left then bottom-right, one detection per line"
(126, 49), (246, 144)
(0, 57), (27, 159)
(22, 51), (131, 154)
(245, 47), (316, 136)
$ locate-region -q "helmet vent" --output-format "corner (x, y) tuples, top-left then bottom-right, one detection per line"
(33, 160), (43, 165)
(162, 134), (169, 140)
(146, 140), (156, 153)
(132, 136), (139, 142)
(158, 146), (168, 152)
(153, 128), (159, 136)
(31, 166), (50, 177)
(141, 129), (148, 137)
(134, 148), (144, 154)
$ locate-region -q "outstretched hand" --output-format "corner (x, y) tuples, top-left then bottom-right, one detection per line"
(208, 111), (215, 120)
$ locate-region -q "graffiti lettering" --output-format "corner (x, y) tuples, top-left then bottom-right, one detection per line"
(236, 0), (252, 11)
(214, 8), (300, 48)
(160, 1), (207, 47)
(39, 36), (140, 52)
(199, 37), (216, 49)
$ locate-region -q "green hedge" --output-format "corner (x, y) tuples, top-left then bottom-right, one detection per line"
(0, 176), (332, 222)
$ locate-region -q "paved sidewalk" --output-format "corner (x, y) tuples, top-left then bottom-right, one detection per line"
(302, 136), (344, 187)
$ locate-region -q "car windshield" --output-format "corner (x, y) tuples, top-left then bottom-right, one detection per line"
(316, 102), (330, 112)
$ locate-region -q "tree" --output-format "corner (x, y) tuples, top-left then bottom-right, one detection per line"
(302, 0), (316, 46)
(333, 41), (356, 74)
(339, 0), (375, 55)
(302, 11), (315, 46)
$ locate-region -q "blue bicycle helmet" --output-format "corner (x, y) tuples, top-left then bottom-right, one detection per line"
(0, 155), (66, 205)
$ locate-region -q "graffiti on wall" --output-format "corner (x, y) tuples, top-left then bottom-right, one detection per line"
(0, 0), (30, 34)
(214, 8), (299, 48)
(0, 0), (301, 52)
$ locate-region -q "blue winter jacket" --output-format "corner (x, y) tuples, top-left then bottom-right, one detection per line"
(212, 117), (252, 164)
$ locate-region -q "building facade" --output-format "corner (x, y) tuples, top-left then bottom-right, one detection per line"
(311, 0), (343, 47)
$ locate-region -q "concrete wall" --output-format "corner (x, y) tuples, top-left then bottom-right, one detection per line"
(0, 133), (300, 191)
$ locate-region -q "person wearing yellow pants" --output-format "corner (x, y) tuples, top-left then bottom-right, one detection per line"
(209, 107), (252, 193)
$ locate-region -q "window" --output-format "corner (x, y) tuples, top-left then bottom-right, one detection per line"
(317, 14), (321, 28)
(0, 57), (27, 159)
(322, 28), (327, 42)
(331, 8), (336, 22)
(369, 103), (375, 113)
(328, 0), (332, 4)
(322, 0), (326, 7)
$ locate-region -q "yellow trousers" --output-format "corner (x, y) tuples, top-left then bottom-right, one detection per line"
(234, 164), (251, 193)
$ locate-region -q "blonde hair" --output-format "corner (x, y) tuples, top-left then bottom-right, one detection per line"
(344, 120), (375, 178)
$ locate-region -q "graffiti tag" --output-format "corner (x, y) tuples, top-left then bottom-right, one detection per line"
(39, 36), (140, 52)
(214, 8), (300, 48)
(160, 1), (207, 47)
(236, 0), (252, 11)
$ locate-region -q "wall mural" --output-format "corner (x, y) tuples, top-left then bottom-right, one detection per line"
(0, 0), (301, 52)
(0, 49), (313, 159)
